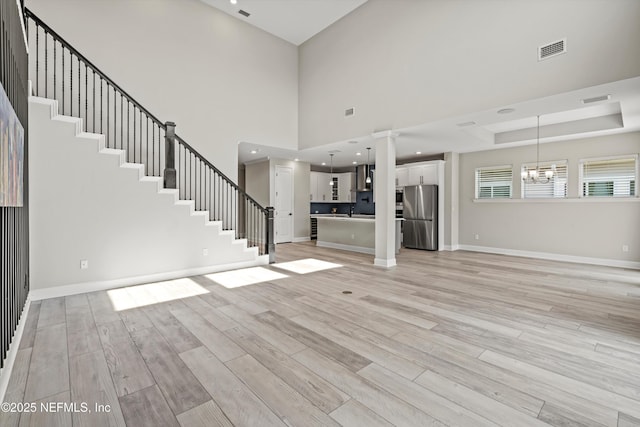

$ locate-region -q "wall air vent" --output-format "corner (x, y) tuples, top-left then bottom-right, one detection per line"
(538, 38), (566, 61)
(345, 107), (355, 117)
(238, 9), (250, 17)
(582, 94), (611, 104)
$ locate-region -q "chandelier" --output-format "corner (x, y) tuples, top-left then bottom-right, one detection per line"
(522, 115), (554, 184)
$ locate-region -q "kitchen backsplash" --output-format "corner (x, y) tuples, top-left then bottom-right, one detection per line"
(310, 190), (375, 215)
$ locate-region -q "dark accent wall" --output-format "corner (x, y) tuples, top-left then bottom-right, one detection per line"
(1, 0), (29, 370)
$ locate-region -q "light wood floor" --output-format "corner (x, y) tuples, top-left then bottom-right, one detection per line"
(2, 243), (640, 427)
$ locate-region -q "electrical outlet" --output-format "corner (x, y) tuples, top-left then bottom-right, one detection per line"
(474, 234), (480, 240)
(80, 259), (89, 270)
(351, 233), (355, 240)
(622, 245), (629, 253)
(203, 248), (209, 256)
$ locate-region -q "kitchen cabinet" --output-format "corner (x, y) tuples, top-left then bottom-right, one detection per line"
(337, 172), (355, 202)
(395, 168), (409, 188)
(310, 171), (331, 202)
(395, 162), (439, 187)
(408, 164), (437, 185)
(310, 171), (354, 203)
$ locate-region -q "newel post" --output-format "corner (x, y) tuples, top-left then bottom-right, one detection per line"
(164, 121), (177, 189)
(266, 207), (275, 264)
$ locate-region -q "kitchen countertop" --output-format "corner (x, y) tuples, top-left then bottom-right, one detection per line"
(315, 215), (403, 222)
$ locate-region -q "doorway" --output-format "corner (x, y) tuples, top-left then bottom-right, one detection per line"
(275, 165), (293, 243)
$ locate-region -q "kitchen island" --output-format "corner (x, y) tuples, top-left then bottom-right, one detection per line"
(315, 215), (403, 255)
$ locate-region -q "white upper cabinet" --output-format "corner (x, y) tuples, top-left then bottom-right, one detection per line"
(397, 161), (440, 187)
(395, 168), (409, 188)
(337, 172), (355, 202)
(310, 171), (331, 202)
(310, 171), (354, 202)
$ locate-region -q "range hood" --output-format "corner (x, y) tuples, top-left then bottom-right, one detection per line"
(356, 165), (373, 191)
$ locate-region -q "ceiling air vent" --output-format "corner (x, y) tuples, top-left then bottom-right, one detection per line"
(538, 38), (566, 61)
(345, 107), (355, 117)
(238, 9), (250, 17)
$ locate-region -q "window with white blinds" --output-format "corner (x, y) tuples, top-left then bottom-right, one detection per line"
(475, 166), (512, 199)
(521, 161), (568, 198)
(580, 156), (637, 197)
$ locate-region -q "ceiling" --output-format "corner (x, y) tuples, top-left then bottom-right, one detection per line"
(239, 76), (640, 168)
(198, 0), (368, 46)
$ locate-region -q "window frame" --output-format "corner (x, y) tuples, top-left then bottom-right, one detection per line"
(520, 159), (568, 199)
(475, 165), (513, 200)
(578, 154), (638, 198)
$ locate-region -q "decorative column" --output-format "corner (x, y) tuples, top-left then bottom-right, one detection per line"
(373, 130), (398, 268)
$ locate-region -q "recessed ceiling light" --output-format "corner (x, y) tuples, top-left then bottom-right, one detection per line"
(352, 161), (357, 165)
(230, 0), (237, 4)
(457, 121), (476, 127)
(497, 108), (515, 114)
(321, 162), (326, 166)
(356, 152), (361, 156)
(415, 151), (422, 155)
(250, 149), (259, 154)
(294, 158), (299, 162)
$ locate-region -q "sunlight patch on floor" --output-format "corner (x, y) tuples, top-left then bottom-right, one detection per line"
(107, 278), (209, 311)
(205, 267), (289, 289)
(272, 258), (342, 274)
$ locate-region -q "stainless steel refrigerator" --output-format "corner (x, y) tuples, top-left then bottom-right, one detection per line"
(403, 184), (438, 250)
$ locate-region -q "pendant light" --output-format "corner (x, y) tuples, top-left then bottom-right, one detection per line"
(329, 153), (334, 186)
(522, 115), (554, 184)
(365, 148), (372, 184)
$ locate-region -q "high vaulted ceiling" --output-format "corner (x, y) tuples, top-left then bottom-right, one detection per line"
(198, 0), (368, 45)
(198, 1), (640, 168)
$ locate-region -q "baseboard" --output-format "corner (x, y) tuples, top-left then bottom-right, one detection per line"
(292, 237), (311, 243)
(374, 257), (397, 268)
(458, 245), (640, 269)
(316, 241), (375, 255)
(29, 257), (269, 301)
(0, 298), (31, 404)
(443, 244), (460, 251)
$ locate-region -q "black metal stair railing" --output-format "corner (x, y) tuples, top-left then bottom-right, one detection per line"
(25, 9), (274, 260)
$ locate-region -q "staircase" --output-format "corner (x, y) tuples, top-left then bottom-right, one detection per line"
(25, 9), (274, 298)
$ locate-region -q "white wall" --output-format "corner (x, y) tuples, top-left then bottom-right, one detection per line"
(27, 0), (298, 181)
(299, 0), (640, 148)
(458, 132), (640, 266)
(29, 98), (264, 298)
(244, 160), (270, 207)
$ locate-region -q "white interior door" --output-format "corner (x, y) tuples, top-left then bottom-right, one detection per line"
(275, 166), (293, 243)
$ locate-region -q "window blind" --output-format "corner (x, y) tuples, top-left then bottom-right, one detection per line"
(581, 157), (636, 197)
(476, 166), (512, 199)
(522, 161), (568, 198)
